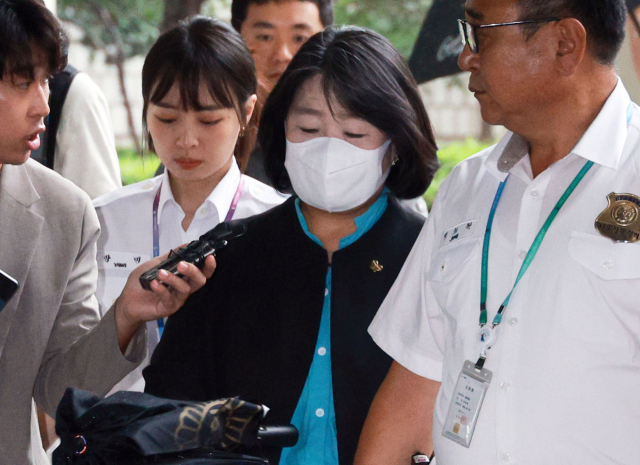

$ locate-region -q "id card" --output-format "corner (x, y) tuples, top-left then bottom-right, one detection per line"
(442, 360), (492, 448)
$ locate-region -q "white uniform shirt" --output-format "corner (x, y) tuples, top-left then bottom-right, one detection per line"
(94, 158), (287, 392)
(55, 72), (122, 199)
(369, 79), (640, 465)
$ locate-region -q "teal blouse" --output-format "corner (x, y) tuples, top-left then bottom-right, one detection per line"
(279, 191), (389, 465)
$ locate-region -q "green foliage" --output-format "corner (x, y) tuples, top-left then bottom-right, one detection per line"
(58, 0), (162, 58)
(334, 0), (432, 58)
(59, 0), (435, 61)
(118, 148), (161, 185)
(423, 138), (494, 207)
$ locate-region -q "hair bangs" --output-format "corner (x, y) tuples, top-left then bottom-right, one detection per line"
(0, 1), (65, 79)
(319, 42), (411, 138)
(149, 47), (237, 113)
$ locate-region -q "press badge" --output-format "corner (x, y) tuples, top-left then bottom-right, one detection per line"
(442, 360), (492, 448)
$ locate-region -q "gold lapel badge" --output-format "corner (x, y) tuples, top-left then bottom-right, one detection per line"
(370, 260), (384, 273)
(595, 192), (640, 243)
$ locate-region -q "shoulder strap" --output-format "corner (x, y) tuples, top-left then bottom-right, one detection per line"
(42, 64), (79, 169)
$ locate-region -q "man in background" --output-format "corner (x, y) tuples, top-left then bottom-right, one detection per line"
(230, 0), (330, 184)
(232, 0), (331, 94)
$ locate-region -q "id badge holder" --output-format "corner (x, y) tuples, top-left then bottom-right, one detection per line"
(442, 360), (492, 448)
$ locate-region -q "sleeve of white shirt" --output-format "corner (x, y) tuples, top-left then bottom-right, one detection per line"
(54, 72), (122, 199)
(368, 185), (447, 382)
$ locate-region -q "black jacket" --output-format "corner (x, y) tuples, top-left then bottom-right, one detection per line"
(144, 196), (425, 464)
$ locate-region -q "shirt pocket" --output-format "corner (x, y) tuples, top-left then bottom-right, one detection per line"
(564, 231), (640, 346)
(427, 238), (481, 316)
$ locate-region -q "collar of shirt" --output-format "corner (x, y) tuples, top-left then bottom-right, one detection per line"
(156, 157), (242, 224)
(294, 188), (390, 249)
(484, 77), (632, 182)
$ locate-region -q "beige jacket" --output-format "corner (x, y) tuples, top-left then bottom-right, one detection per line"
(0, 159), (145, 464)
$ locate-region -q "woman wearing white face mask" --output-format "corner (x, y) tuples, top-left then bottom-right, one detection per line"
(145, 26), (439, 465)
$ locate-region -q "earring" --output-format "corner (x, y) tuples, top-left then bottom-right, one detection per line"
(391, 155), (399, 166)
(240, 126), (246, 137)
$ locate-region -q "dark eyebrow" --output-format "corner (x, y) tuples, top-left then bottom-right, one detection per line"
(154, 102), (178, 109)
(290, 106), (324, 116)
(251, 21), (314, 31)
(154, 102), (221, 112)
(251, 21), (276, 29)
(465, 6), (483, 21)
(196, 105), (222, 112)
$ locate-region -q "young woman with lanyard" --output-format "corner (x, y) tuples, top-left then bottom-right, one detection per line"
(144, 26), (440, 464)
(93, 17), (286, 392)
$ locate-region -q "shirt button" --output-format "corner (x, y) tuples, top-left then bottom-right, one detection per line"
(250, 185), (263, 196)
(200, 207), (209, 215)
(324, 288), (329, 296)
(318, 347), (327, 356)
(509, 318), (518, 326)
(315, 408), (325, 418)
(500, 382), (511, 391)
(530, 189), (539, 199)
(603, 260), (614, 270)
(501, 452), (511, 462)
(518, 251), (527, 260)
(143, 181), (155, 190)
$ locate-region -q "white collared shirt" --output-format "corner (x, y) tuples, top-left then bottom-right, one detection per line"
(93, 158), (287, 391)
(370, 79), (640, 465)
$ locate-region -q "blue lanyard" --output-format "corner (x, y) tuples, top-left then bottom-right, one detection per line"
(152, 176), (245, 338)
(476, 100), (632, 368)
(477, 160), (594, 367)
(480, 160), (594, 326)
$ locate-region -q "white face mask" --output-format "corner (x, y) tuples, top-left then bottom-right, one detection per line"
(285, 137), (392, 213)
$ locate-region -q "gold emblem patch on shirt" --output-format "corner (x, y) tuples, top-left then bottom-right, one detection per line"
(595, 193), (640, 243)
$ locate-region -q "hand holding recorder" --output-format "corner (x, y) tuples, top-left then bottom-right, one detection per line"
(112, 222), (246, 353)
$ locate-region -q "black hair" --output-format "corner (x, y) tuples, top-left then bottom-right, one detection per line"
(259, 26), (439, 199)
(231, 0), (334, 32)
(142, 16), (257, 167)
(518, 0), (627, 65)
(0, 0), (67, 79)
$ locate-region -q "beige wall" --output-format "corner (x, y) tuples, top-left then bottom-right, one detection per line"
(43, 0), (56, 15)
(616, 23), (640, 104)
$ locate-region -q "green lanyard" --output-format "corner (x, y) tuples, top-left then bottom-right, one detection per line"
(476, 159), (595, 368)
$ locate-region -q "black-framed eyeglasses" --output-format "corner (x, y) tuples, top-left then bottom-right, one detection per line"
(458, 18), (561, 54)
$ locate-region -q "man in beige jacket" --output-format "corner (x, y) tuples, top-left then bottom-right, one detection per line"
(0, 1), (216, 463)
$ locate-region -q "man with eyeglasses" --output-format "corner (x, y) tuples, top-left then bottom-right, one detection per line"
(355, 0), (640, 464)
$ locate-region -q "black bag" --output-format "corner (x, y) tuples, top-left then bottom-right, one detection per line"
(31, 64), (79, 169)
(52, 388), (269, 465)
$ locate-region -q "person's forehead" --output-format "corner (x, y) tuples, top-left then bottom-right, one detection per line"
(464, 0), (520, 24)
(243, 1), (323, 31)
(4, 64), (49, 82)
(289, 76), (361, 121)
(4, 46), (51, 80)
